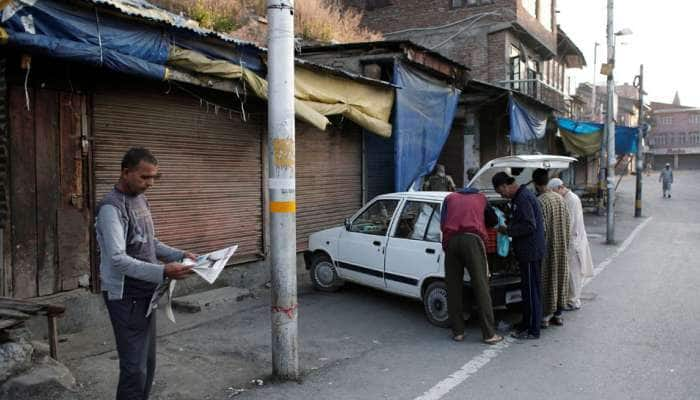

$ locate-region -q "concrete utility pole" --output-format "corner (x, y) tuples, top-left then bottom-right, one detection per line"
(605, 0), (616, 244)
(595, 40), (606, 217)
(634, 64), (644, 217)
(267, 0), (299, 380)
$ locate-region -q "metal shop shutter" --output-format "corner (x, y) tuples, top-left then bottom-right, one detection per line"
(653, 155), (674, 170)
(679, 154), (700, 170)
(296, 123), (362, 250)
(93, 88), (263, 261)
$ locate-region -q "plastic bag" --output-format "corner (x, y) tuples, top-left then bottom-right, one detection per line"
(492, 207), (510, 258)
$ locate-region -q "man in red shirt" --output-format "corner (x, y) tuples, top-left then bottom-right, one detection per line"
(440, 187), (503, 344)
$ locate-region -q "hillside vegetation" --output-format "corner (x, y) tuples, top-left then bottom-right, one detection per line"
(152, 0), (381, 44)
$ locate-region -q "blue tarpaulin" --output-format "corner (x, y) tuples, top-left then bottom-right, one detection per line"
(556, 118), (638, 155)
(509, 96), (547, 144)
(0, 0), (263, 80)
(393, 62), (461, 192)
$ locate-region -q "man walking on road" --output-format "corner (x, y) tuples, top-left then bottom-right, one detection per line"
(440, 188), (504, 345)
(96, 147), (196, 400)
(660, 163), (674, 198)
(548, 178), (594, 311)
(492, 172), (545, 340)
(533, 169), (570, 328)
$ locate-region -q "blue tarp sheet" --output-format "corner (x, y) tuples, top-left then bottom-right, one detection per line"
(509, 96), (547, 144)
(557, 117), (602, 135)
(556, 118), (638, 155)
(392, 62), (460, 192)
(1, 0), (263, 81)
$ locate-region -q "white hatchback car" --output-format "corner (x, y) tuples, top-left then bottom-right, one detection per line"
(304, 155), (576, 327)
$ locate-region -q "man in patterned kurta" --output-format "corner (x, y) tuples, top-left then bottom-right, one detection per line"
(532, 169), (570, 327)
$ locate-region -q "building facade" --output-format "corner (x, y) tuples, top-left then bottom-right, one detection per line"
(648, 96), (700, 169)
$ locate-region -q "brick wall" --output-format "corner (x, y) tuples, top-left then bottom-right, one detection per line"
(651, 108), (700, 148)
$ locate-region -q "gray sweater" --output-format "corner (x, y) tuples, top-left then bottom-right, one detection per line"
(96, 187), (184, 300)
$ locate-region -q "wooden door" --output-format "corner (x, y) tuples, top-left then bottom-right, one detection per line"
(8, 86), (90, 298)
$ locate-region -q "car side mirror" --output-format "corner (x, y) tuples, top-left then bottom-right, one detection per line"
(344, 218), (351, 231)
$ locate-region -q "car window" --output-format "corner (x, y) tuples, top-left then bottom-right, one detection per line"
(393, 201), (441, 242)
(349, 199), (399, 236)
(424, 204), (442, 243)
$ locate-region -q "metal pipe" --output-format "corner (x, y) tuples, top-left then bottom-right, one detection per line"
(605, 0), (616, 244)
(635, 65), (644, 217)
(266, 0), (299, 380)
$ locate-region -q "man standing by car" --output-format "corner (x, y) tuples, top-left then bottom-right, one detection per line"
(96, 147), (196, 400)
(548, 178), (594, 310)
(492, 172), (545, 340)
(533, 169), (570, 328)
(424, 164), (457, 192)
(440, 187), (504, 345)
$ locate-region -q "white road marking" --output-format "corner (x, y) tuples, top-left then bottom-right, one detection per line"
(413, 337), (515, 400)
(413, 217), (653, 400)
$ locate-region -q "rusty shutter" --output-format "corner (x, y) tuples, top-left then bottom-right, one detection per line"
(92, 87), (263, 261)
(296, 123), (362, 250)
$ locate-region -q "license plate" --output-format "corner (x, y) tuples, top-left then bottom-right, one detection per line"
(505, 290), (522, 304)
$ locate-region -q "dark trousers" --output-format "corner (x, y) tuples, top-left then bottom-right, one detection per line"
(445, 234), (496, 340)
(518, 259), (543, 337)
(104, 294), (157, 400)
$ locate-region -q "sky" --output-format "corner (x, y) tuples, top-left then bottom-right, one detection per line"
(557, 0), (699, 107)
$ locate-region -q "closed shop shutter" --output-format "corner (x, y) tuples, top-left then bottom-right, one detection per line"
(296, 123), (362, 250)
(365, 132), (394, 200)
(653, 155), (674, 170)
(679, 154), (700, 170)
(93, 87), (264, 261)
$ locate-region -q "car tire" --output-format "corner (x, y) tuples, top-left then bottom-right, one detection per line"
(423, 281), (451, 328)
(310, 253), (343, 292)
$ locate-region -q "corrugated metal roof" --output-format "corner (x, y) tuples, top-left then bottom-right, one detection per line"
(85, 0), (264, 50)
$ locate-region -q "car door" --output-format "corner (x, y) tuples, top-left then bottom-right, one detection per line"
(336, 198), (400, 289)
(384, 200), (443, 297)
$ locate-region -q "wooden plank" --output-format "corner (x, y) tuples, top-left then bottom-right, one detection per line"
(8, 86), (37, 299)
(0, 319), (23, 330)
(58, 93), (89, 291)
(34, 89), (60, 296)
(48, 315), (59, 359)
(0, 308), (31, 320)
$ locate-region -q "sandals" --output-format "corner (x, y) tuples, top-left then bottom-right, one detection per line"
(452, 334), (465, 342)
(484, 334), (504, 345)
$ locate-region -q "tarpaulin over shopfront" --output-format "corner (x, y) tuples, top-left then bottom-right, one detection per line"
(0, 0), (394, 136)
(508, 95), (547, 144)
(393, 61), (460, 191)
(557, 118), (638, 156)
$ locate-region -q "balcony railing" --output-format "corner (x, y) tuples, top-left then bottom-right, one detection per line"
(497, 79), (567, 112)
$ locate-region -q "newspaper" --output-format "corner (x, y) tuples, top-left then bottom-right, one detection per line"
(146, 245), (238, 322)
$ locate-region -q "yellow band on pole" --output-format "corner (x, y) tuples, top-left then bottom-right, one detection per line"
(270, 201), (296, 213)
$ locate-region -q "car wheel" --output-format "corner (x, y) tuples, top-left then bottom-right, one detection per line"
(423, 281), (451, 328)
(310, 253), (343, 292)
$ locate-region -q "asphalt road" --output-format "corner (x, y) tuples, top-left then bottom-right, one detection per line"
(62, 172), (699, 400)
(231, 171), (700, 400)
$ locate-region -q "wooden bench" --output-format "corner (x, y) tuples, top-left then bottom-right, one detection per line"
(0, 297), (66, 360)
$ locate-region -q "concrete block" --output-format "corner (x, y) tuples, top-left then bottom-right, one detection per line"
(172, 286), (254, 313)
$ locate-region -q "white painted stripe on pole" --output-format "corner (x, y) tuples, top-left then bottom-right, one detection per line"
(583, 217), (652, 287)
(413, 217), (653, 400)
(268, 178), (296, 190)
(413, 337), (515, 400)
